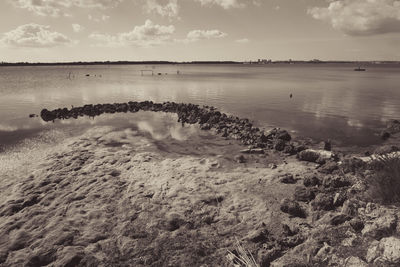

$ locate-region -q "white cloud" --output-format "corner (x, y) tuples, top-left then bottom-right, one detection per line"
(235, 38), (249, 43)
(11, 0), (123, 17)
(89, 19), (175, 47)
(72, 24), (84, 33)
(308, 0), (400, 36)
(144, 0), (179, 18)
(88, 14), (110, 22)
(1, 23), (73, 47)
(186, 29), (227, 41)
(195, 0), (245, 9)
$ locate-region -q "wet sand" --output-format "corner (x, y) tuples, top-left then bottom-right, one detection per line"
(0, 108), (400, 266)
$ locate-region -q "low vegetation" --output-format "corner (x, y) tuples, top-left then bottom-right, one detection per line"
(367, 154), (400, 204)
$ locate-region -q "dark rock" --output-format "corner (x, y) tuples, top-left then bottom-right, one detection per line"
(319, 161), (339, 174)
(166, 213), (185, 231)
(283, 145), (297, 155)
(297, 149), (333, 163)
(312, 193), (334, 211)
(303, 175), (320, 187)
(374, 145), (400, 155)
(381, 131), (391, 140)
(246, 228), (269, 243)
(330, 214), (352, 226)
(350, 218), (364, 232)
(323, 175), (351, 188)
(280, 198), (306, 218)
(276, 130), (291, 141)
(274, 139), (286, 151)
(279, 174), (296, 184)
(333, 192), (347, 207)
(234, 155), (246, 163)
(324, 140), (331, 151)
(293, 186), (315, 202)
(257, 248), (282, 267)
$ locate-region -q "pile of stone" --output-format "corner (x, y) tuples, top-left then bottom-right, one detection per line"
(40, 101), (298, 152)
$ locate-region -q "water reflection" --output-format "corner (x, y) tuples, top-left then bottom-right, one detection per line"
(0, 111), (202, 152)
(0, 64), (400, 147)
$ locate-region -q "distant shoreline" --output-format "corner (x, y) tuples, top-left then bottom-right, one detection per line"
(1, 60), (400, 67)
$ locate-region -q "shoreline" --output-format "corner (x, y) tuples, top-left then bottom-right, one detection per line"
(0, 102), (399, 266)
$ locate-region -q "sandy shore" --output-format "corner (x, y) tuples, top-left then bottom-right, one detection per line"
(0, 109), (400, 266)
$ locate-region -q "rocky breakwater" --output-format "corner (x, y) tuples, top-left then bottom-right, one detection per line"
(40, 101), (300, 153)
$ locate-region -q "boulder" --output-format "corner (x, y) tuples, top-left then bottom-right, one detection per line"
(312, 193), (334, 211)
(297, 149), (335, 163)
(362, 214), (397, 239)
(293, 186), (315, 202)
(303, 175), (321, 187)
(319, 161), (338, 174)
(323, 175), (351, 189)
(280, 198), (306, 218)
(234, 155), (246, 163)
(279, 174), (296, 184)
(378, 236), (400, 263)
(344, 256), (368, 267)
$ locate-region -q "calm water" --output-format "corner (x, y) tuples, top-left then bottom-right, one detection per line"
(1, 63), (399, 150)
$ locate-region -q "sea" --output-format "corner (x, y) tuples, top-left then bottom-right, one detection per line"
(1, 63), (399, 151)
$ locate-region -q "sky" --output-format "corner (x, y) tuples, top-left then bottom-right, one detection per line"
(0, 0), (400, 62)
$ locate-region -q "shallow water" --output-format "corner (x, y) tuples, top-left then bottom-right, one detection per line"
(0, 63), (399, 150)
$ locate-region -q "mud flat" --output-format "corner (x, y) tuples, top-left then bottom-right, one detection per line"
(0, 102), (400, 266)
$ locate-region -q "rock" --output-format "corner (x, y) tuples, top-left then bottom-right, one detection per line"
(323, 175), (351, 189)
(293, 186), (315, 202)
(374, 145), (400, 155)
(240, 148), (264, 154)
(166, 213), (185, 231)
(257, 247), (282, 267)
(234, 155), (246, 163)
(279, 174), (296, 184)
(280, 198), (306, 218)
(269, 163), (277, 169)
(246, 228), (269, 243)
(319, 161), (338, 174)
(366, 240), (380, 263)
(324, 140), (332, 151)
(283, 145), (297, 155)
(330, 214), (352, 226)
(275, 130), (291, 141)
(274, 139), (286, 151)
(333, 192), (347, 207)
(303, 175), (320, 187)
(349, 218), (364, 232)
(378, 236), (400, 263)
(381, 131), (391, 140)
(312, 193), (334, 211)
(341, 199), (359, 217)
(344, 256), (368, 267)
(297, 149), (334, 163)
(362, 214), (397, 239)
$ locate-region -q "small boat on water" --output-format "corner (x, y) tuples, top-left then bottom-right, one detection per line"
(354, 66), (366, 71)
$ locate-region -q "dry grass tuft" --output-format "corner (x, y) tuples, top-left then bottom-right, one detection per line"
(227, 238), (259, 267)
(367, 154), (400, 204)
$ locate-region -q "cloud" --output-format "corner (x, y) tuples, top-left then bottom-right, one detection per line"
(308, 0), (400, 36)
(1, 23), (73, 47)
(10, 0), (123, 17)
(89, 19), (175, 47)
(235, 38), (249, 43)
(185, 29), (227, 42)
(144, 0), (179, 18)
(72, 24), (84, 33)
(88, 14), (110, 22)
(195, 0), (245, 9)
